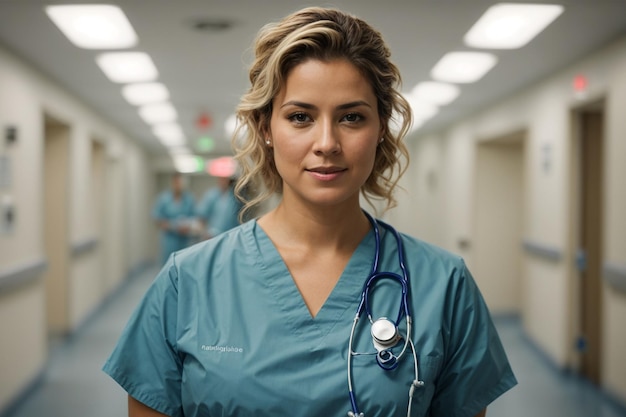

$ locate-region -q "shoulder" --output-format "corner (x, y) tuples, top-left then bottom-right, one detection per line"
(395, 230), (466, 272)
(172, 220), (256, 268)
(202, 188), (220, 200)
(381, 226), (474, 298)
(156, 190), (171, 201)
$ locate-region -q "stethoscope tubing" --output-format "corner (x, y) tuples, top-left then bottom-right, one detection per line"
(347, 212), (416, 417)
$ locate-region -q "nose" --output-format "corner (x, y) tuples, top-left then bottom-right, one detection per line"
(313, 120), (341, 155)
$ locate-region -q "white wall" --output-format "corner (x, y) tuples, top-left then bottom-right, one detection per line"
(600, 40), (626, 404)
(390, 35), (626, 404)
(0, 43), (156, 412)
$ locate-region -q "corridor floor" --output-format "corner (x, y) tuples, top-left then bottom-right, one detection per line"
(3, 266), (626, 417)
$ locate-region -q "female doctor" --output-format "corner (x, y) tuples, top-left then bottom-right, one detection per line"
(104, 6), (517, 417)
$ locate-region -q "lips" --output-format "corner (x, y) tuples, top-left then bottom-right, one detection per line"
(306, 166), (347, 181)
(306, 166), (346, 174)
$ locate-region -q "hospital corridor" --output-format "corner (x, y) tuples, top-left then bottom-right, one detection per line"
(1, 1), (626, 416)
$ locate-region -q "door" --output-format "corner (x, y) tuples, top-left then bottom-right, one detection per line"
(473, 132), (525, 314)
(577, 107), (604, 384)
(43, 116), (70, 336)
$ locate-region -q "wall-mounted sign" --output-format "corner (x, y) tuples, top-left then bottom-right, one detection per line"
(5, 126), (17, 145)
(1, 194), (14, 235)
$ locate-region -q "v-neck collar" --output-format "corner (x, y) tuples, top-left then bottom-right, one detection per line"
(245, 219), (375, 350)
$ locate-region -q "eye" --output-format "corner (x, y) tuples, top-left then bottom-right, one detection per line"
(342, 113), (364, 123)
(287, 112), (312, 124)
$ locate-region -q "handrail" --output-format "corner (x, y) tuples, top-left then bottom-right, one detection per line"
(522, 239), (563, 261)
(604, 262), (626, 293)
(70, 238), (98, 257)
(0, 258), (47, 293)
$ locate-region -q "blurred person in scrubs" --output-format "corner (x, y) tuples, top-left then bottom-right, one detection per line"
(104, 7), (516, 417)
(152, 172), (196, 265)
(196, 158), (243, 239)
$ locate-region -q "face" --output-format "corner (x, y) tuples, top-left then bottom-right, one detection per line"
(171, 175), (183, 193)
(269, 58), (381, 210)
(217, 176), (231, 191)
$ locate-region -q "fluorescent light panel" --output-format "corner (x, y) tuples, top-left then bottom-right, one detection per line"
(411, 81), (460, 106)
(153, 123), (186, 147)
(96, 52), (158, 83)
(404, 94), (439, 120)
(411, 118), (424, 132)
(174, 155), (204, 173)
(224, 114), (239, 137)
(139, 102), (178, 124)
(431, 52), (497, 83)
(464, 3), (564, 49)
(45, 5), (137, 49)
(122, 83), (170, 106)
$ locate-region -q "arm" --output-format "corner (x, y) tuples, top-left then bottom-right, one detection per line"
(474, 409), (487, 417)
(128, 396), (169, 417)
(155, 219), (170, 231)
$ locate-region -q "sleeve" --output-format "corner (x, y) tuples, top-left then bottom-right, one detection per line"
(430, 260), (517, 417)
(197, 189), (218, 220)
(152, 193), (165, 221)
(184, 192), (196, 217)
(102, 255), (184, 417)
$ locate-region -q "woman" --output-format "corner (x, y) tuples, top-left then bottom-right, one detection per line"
(104, 7), (516, 417)
(152, 173), (196, 265)
(196, 176), (242, 239)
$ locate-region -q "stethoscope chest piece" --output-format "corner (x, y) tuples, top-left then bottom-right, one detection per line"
(370, 317), (400, 352)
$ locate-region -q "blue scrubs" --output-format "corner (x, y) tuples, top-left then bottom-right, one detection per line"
(152, 190), (196, 265)
(196, 186), (242, 237)
(103, 219), (516, 417)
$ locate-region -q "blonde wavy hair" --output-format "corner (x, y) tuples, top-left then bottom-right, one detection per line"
(233, 7), (411, 218)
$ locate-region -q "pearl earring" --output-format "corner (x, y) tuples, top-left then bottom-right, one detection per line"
(266, 140), (271, 145)
(379, 137), (385, 143)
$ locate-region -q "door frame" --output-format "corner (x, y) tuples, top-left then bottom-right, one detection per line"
(568, 98), (605, 384)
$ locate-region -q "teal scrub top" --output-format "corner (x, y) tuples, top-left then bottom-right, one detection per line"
(152, 190), (196, 265)
(103, 218), (516, 417)
(196, 186), (242, 237)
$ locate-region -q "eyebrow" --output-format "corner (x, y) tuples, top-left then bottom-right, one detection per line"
(280, 100), (372, 110)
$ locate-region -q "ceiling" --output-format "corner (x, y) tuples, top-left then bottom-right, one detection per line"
(1, 0), (625, 158)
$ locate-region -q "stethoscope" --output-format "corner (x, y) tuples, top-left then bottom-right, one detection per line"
(347, 212), (424, 417)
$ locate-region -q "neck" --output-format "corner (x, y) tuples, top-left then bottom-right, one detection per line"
(260, 200), (371, 253)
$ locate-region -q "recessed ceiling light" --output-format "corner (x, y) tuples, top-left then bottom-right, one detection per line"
(139, 103), (178, 124)
(45, 4), (137, 49)
(411, 81), (460, 106)
(153, 123), (185, 146)
(173, 155), (204, 173)
(96, 52), (158, 83)
(464, 3), (564, 49)
(410, 118), (424, 132)
(431, 52), (498, 83)
(122, 83), (169, 106)
(404, 94), (439, 120)
(224, 114), (238, 137)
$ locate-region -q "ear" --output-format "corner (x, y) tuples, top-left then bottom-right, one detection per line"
(379, 119), (386, 140)
(261, 127), (272, 142)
